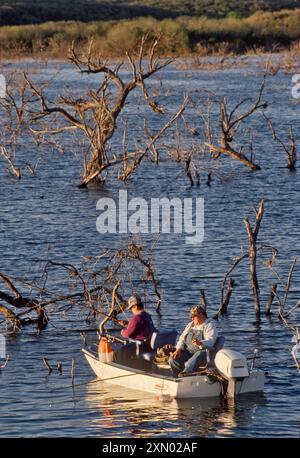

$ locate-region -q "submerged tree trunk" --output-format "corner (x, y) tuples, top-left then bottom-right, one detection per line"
(265, 283), (277, 315)
(243, 200), (265, 317)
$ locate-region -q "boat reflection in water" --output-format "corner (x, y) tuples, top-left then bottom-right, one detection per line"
(83, 379), (267, 437)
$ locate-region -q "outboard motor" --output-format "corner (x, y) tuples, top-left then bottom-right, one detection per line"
(215, 349), (249, 397)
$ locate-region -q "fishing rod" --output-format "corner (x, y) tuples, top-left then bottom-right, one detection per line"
(97, 309), (128, 326)
(100, 333), (128, 345)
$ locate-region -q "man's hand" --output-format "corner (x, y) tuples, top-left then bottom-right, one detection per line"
(172, 348), (182, 359)
(118, 319), (128, 327)
(192, 338), (203, 347)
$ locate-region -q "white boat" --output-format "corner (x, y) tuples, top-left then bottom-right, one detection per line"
(83, 336), (266, 399)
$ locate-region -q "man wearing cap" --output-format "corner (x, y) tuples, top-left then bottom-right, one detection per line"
(169, 306), (218, 377)
(119, 294), (155, 340)
(114, 294), (155, 365)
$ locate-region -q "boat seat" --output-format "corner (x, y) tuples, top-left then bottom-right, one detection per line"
(137, 329), (178, 362)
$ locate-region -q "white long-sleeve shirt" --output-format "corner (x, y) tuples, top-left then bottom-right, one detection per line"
(176, 318), (218, 351)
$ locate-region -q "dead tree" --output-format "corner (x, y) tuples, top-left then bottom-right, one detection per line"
(0, 272), (47, 332)
(99, 281), (121, 333)
(0, 72), (31, 127)
(200, 289), (207, 311)
(265, 283), (278, 315)
(0, 73), (42, 180)
(268, 258), (297, 320)
(264, 114), (297, 170)
(266, 258), (300, 371)
(0, 305), (21, 330)
(197, 71), (269, 171)
(216, 200), (278, 318)
(220, 278), (235, 315)
(166, 124), (201, 187)
(0, 146), (21, 179)
(243, 200), (265, 317)
(25, 35), (187, 188)
(0, 239), (162, 334)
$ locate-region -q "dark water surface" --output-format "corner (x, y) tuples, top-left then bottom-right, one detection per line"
(0, 56), (300, 437)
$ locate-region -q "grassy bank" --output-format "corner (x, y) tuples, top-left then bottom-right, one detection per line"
(1, 9), (300, 57)
(0, 1), (297, 26)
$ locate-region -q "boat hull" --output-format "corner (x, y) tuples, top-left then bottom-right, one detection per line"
(83, 349), (266, 399)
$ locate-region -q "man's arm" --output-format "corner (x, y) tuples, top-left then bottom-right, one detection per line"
(121, 315), (140, 339)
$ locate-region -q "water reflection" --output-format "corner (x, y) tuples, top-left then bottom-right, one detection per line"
(84, 380), (267, 437)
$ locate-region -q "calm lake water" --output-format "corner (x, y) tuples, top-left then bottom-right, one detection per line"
(0, 55), (299, 437)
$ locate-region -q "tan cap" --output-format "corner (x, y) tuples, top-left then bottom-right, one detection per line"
(128, 294), (143, 310)
(190, 306), (206, 318)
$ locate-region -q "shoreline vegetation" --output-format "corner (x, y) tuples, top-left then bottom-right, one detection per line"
(1, 9), (300, 58)
(0, 1), (297, 26)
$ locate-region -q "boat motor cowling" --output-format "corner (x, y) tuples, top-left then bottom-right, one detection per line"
(215, 349), (249, 380)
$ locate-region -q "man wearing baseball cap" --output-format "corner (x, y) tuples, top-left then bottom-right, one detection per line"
(169, 306), (218, 377)
(119, 294), (155, 341)
(114, 294), (155, 366)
